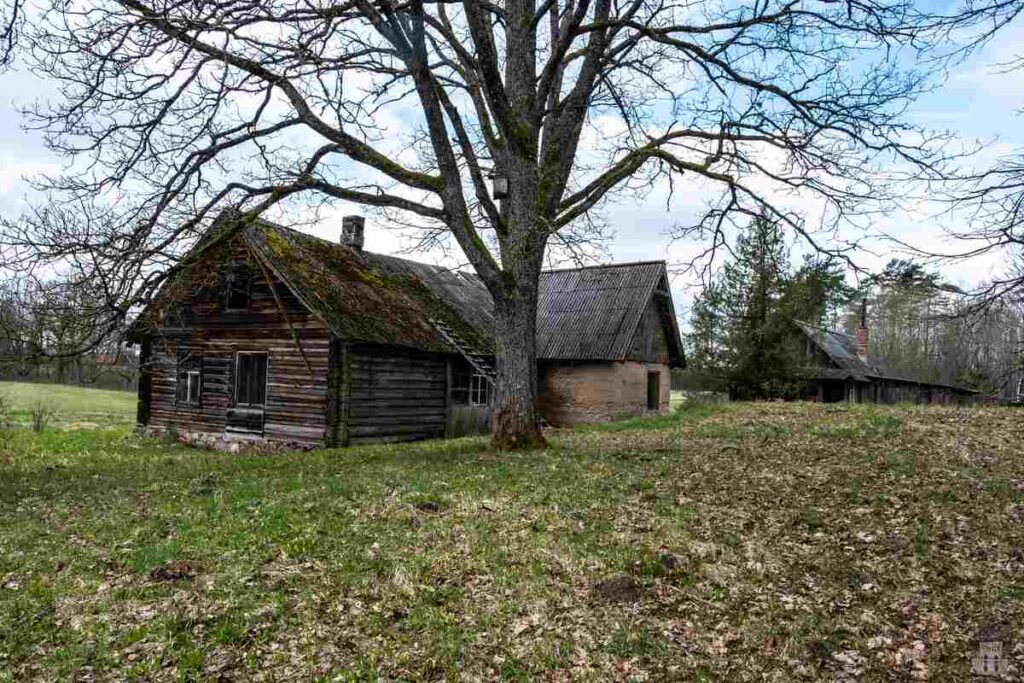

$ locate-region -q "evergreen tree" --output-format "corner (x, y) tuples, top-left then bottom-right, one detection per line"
(683, 283), (728, 392)
(719, 217), (789, 399)
(683, 219), (852, 399)
(782, 257), (853, 330)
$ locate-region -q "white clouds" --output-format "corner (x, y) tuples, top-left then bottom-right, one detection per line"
(2, 9), (1024, 332)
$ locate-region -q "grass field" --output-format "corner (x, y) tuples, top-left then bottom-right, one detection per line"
(0, 381), (135, 429)
(1, 400), (1023, 681)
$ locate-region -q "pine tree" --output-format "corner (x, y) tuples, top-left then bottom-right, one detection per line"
(718, 217), (789, 398)
(684, 219), (851, 398)
(683, 283), (728, 392)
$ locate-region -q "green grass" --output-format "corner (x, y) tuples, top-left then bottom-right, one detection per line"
(0, 381), (135, 429)
(1, 402), (1022, 681)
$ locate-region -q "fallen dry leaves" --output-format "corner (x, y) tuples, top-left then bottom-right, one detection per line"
(1, 403), (1023, 681)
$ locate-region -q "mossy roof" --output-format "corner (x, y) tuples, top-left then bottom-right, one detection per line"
(132, 215), (685, 364)
(245, 220), (494, 354)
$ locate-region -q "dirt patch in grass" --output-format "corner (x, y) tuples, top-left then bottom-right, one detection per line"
(149, 559), (203, 583)
(593, 573), (644, 602)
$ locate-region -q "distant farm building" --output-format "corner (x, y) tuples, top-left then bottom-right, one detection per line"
(129, 214), (684, 447)
(796, 318), (977, 404)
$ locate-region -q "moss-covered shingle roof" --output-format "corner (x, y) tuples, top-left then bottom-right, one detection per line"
(132, 215), (685, 365)
(246, 220), (494, 354)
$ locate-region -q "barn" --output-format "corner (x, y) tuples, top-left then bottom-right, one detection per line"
(796, 319), (977, 404)
(129, 213), (684, 447)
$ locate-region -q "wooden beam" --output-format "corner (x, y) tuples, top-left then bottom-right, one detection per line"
(339, 341), (351, 447)
(326, 336), (341, 446)
(248, 244), (315, 377)
(444, 356), (453, 438)
(136, 337), (152, 427)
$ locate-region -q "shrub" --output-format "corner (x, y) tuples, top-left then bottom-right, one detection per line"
(29, 399), (55, 433)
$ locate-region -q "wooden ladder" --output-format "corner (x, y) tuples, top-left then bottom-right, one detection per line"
(429, 318), (496, 385)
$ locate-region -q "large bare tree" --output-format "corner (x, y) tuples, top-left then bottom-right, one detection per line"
(1, 0), (964, 447)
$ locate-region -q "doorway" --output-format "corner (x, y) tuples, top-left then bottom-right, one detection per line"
(646, 372), (660, 411)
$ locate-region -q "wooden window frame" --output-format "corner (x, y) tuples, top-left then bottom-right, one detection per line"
(175, 350), (202, 407)
(469, 372), (490, 406)
(234, 351), (269, 408)
(452, 365), (490, 406)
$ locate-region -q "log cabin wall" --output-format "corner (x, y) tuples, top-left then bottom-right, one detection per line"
(342, 344), (449, 445)
(140, 242), (333, 446)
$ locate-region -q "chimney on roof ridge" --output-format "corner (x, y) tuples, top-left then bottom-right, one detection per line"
(856, 298), (869, 362)
(341, 215), (365, 251)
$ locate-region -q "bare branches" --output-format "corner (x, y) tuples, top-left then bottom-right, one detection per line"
(0, 0), (21, 68)
(869, 1), (1024, 310)
(0, 0), (994, 361)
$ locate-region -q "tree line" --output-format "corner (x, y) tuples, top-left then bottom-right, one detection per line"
(0, 280), (137, 391)
(681, 219), (1024, 402)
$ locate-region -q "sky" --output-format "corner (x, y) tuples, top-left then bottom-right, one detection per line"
(1, 12), (1023, 324)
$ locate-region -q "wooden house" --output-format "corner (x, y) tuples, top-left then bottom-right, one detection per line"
(129, 214), (684, 447)
(795, 319), (977, 404)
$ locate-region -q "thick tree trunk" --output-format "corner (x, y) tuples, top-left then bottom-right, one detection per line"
(491, 289), (546, 450)
(490, 176), (547, 450)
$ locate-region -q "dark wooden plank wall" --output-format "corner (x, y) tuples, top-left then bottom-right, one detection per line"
(628, 296), (673, 365)
(875, 381), (959, 405)
(143, 248), (332, 446)
(345, 345), (448, 445)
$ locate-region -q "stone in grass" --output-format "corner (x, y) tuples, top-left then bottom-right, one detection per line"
(593, 573), (643, 602)
(149, 559), (202, 582)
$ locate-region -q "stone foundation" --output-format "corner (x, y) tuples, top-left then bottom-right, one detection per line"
(538, 361), (671, 426)
(138, 425), (316, 453)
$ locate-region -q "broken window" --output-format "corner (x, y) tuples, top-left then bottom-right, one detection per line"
(176, 350), (202, 406)
(234, 352), (268, 407)
(225, 262), (252, 311)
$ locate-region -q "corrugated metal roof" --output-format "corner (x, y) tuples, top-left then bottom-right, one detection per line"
(537, 262), (675, 361)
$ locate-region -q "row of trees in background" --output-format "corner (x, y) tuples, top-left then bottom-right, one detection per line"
(0, 281), (137, 391)
(682, 218), (1024, 402)
(850, 261), (1024, 400)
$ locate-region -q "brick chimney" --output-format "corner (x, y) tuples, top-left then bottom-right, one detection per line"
(341, 215), (365, 250)
(856, 298), (869, 362)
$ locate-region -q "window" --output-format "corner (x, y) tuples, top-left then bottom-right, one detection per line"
(452, 365), (490, 406)
(176, 350), (202, 406)
(234, 352), (268, 407)
(470, 372), (490, 406)
(225, 262), (252, 310)
(646, 371), (660, 411)
(163, 305), (183, 327)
